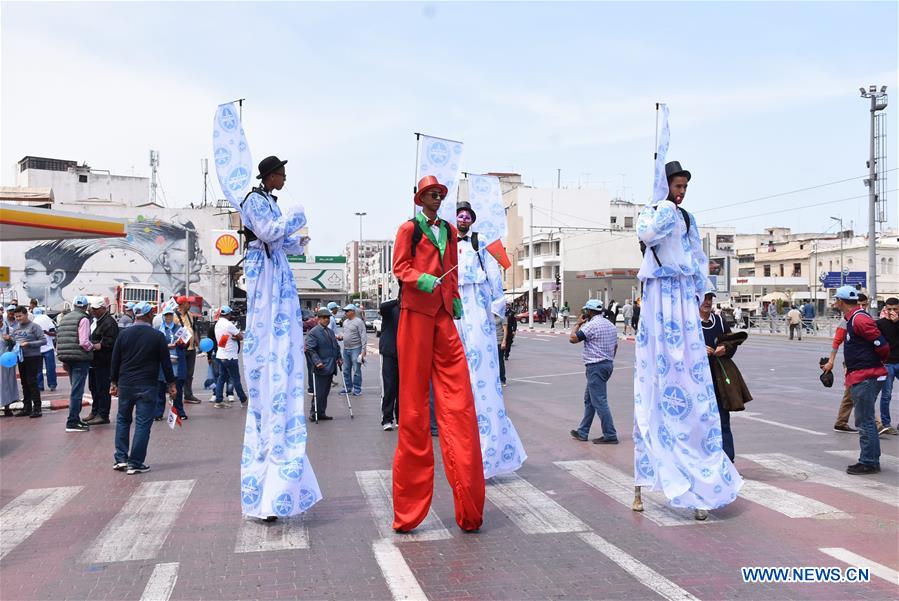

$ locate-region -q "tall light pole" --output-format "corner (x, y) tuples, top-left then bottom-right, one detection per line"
(354, 211), (367, 298)
(528, 201), (534, 330)
(859, 84), (888, 309)
(830, 216), (844, 287)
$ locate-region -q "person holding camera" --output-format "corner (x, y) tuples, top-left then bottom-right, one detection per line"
(569, 299), (619, 444)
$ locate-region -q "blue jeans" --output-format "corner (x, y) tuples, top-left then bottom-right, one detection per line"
(66, 361), (91, 428)
(718, 403), (735, 462)
(37, 350), (57, 391)
(215, 359), (247, 403)
(577, 360), (617, 440)
(342, 347), (363, 394)
(851, 378), (884, 467)
(156, 379), (185, 418)
(879, 363), (898, 428)
(115, 384), (157, 467)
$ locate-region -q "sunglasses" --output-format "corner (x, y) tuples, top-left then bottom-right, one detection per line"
(429, 192), (444, 200)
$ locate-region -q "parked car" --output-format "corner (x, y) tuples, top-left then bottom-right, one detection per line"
(515, 310), (546, 324)
(363, 309), (378, 332)
(373, 315), (383, 337)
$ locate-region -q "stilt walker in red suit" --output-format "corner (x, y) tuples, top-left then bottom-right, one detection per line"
(392, 175), (486, 533)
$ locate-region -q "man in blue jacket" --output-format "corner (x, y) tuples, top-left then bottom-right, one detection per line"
(306, 308), (342, 421)
(110, 302), (176, 475)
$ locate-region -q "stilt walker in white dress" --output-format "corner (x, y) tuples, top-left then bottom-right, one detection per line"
(633, 159), (742, 520)
(239, 155), (322, 521)
(454, 201), (526, 478)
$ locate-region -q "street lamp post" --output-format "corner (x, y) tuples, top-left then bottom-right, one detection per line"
(859, 84), (888, 309)
(830, 216), (844, 287)
(354, 211), (367, 299)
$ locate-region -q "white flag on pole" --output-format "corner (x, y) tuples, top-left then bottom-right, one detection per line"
(212, 103), (254, 210)
(416, 135), (464, 224)
(652, 103), (671, 205)
(466, 174), (505, 244)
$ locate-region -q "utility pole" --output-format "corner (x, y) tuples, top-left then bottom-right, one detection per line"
(528, 201), (534, 330)
(149, 150), (159, 205)
(859, 84), (888, 309)
(201, 158), (208, 207)
(184, 229), (191, 297)
(556, 168), (561, 189)
(830, 216), (844, 286)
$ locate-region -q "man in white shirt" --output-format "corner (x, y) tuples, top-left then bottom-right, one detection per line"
(787, 305), (803, 341)
(32, 307), (57, 392)
(213, 306), (247, 408)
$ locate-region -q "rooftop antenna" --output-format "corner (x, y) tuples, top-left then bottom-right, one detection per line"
(201, 158), (209, 207)
(149, 150), (160, 205)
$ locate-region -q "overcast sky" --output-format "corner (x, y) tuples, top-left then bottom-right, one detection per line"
(2, 1), (896, 255)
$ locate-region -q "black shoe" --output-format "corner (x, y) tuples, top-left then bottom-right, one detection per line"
(846, 462), (880, 475)
(127, 464), (151, 475)
(13, 409), (32, 417)
(262, 516), (278, 522)
(570, 429), (588, 442)
(84, 415), (110, 425)
(66, 422), (90, 432)
(153, 416), (164, 421)
(29, 412), (42, 418)
(592, 437), (619, 445)
(0, 407), (13, 418)
(833, 424), (858, 433)
(317, 415), (333, 421)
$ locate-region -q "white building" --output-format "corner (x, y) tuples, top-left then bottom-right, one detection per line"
(345, 239), (392, 296)
(16, 156), (153, 208)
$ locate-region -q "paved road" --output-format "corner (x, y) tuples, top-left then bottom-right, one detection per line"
(1, 330), (897, 600)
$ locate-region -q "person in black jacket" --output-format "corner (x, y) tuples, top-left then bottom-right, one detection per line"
(876, 297), (899, 435)
(504, 305), (517, 360)
(305, 309), (342, 421)
(85, 299), (119, 425)
(379, 299), (400, 430)
(110, 302), (175, 475)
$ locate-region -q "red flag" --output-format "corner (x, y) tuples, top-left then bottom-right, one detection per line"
(485, 239), (511, 270)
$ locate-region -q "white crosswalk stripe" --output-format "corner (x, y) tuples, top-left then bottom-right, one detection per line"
(744, 453), (898, 508)
(356, 470), (451, 542)
(486, 472), (589, 534)
(732, 412), (827, 436)
(234, 516), (309, 553)
(739, 480), (850, 520)
(577, 533), (701, 601)
(555, 460), (715, 526)
(826, 450), (899, 471)
(140, 562), (179, 601)
(818, 547), (899, 586)
(82, 480), (195, 563)
(372, 539), (428, 601)
(0, 486), (83, 561)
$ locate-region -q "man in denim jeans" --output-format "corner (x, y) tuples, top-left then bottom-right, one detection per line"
(832, 286), (890, 475)
(110, 302), (176, 475)
(569, 299), (619, 444)
(56, 296), (95, 432)
(339, 304), (367, 396)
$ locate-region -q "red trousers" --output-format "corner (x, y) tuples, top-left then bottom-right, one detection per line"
(392, 308), (485, 532)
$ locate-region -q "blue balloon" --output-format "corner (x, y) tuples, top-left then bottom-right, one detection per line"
(199, 338), (214, 353)
(0, 352), (17, 368)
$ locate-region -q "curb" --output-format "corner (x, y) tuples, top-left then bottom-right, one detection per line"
(6, 399), (93, 411)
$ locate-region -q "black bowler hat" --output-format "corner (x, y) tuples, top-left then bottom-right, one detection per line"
(257, 155), (288, 180)
(456, 200), (477, 223)
(665, 161), (691, 182)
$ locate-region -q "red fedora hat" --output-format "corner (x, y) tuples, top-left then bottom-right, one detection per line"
(414, 175), (448, 206)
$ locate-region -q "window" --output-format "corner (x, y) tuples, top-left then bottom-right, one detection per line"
(779, 264), (784, 277)
(78, 174), (88, 183)
(763, 265), (771, 277)
(610, 216), (618, 224)
(738, 255), (755, 264)
(535, 267), (542, 279)
(624, 216), (634, 228)
(792, 263), (801, 277)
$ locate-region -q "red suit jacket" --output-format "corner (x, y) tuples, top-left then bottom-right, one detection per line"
(393, 219), (461, 318)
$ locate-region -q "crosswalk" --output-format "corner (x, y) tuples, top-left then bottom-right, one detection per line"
(2, 453), (896, 600)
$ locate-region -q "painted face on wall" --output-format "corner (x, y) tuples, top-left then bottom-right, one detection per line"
(21, 259), (65, 307)
(159, 235), (208, 292)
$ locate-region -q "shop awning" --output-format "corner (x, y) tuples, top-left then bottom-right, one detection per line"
(0, 203), (127, 241)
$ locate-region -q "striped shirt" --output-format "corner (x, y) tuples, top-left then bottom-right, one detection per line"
(576, 315), (617, 364)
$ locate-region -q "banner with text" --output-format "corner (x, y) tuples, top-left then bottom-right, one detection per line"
(467, 174), (506, 244)
(212, 103), (253, 210)
(416, 134), (464, 224)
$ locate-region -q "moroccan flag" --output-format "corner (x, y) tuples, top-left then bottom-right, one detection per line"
(485, 239), (511, 270)
(167, 406), (182, 430)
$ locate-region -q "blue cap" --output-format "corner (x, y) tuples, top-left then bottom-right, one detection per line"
(73, 295), (89, 307)
(125, 302), (135, 310)
(133, 301), (154, 317)
(835, 285), (859, 301)
(33, 307), (46, 316)
(343, 303), (357, 312)
(219, 305), (233, 315)
(161, 306), (175, 315)
(327, 302), (339, 310)
(5, 305), (16, 312)
(583, 299), (604, 312)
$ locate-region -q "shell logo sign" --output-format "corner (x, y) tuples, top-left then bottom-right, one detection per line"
(215, 233), (239, 255)
(209, 229), (242, 266)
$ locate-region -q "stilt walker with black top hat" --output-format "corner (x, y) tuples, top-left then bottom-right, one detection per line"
(391, 176), (485, 533)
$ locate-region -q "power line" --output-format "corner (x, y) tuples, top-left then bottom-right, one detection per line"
(703, 189), (898, 225)
(694, 169), (898, 214)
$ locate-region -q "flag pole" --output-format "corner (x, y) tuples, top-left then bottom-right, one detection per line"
(653, 102), (660, 186)
(412, 133), (422, 218)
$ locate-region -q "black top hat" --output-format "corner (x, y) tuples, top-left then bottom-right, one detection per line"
(456, 201), (477, 223)
(665, 161), (691, 182)
(257, 155), (288, 180)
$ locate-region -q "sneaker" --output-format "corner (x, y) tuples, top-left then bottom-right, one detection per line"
(592, 437), (620, 445)
(66, 423), (90, 432)
(227, 395), (235, 402)
(886, 427), (899, 436)
(878, 425), (891, 436)
(694, 509), (709, 521)
(846, 462), (880, 475)
(383, 423), (394, 431)
(352, 392), (362, 397)
(214, 402), (225, 409)
(240, 401), (247, 408)
(113, 462), (128, 471)
(569, 429), (588, 442)
(126, 464), (151, 475)
(29, 412), (42, 418)
(184, 398), (201, 404)
(833, 424), (858, 433)
(84, 415), (110, 425)
(209, 396), (218, 403)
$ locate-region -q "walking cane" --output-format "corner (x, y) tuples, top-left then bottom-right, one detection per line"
(308, 353), (318, 423)
(338, 363), (354, 419)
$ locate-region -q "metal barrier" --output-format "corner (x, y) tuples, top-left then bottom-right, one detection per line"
(736, 316), (840, 338)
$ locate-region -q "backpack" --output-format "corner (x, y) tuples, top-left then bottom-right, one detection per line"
(400, 218), (485, 298)
(639, 205), (692, 267)
(238, 187), (272, 259)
